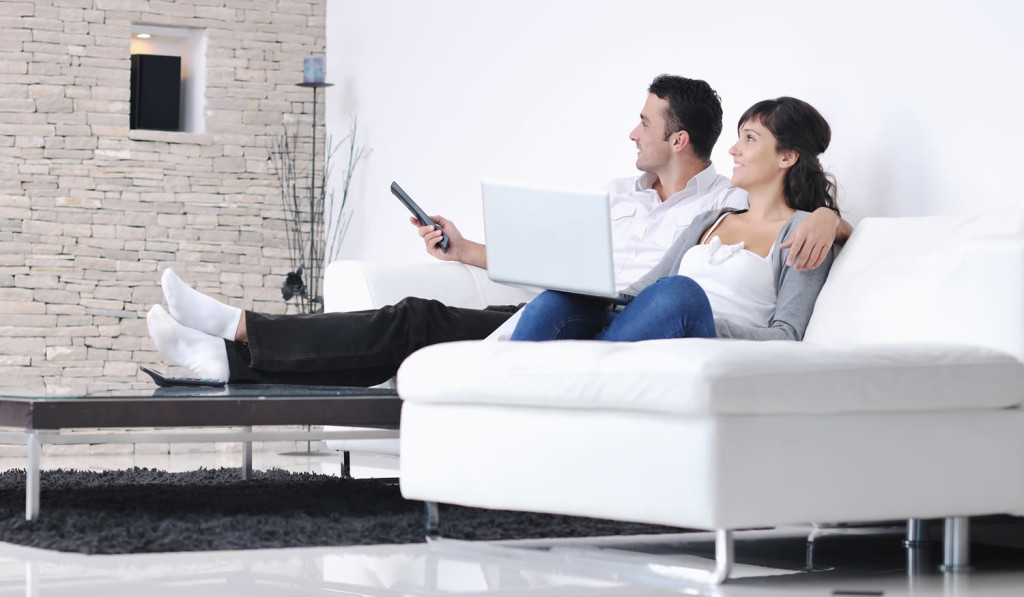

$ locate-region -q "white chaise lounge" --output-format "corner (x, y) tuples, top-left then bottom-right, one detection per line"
(393, 213), (1024, 583)
(321, 259), (536, 462)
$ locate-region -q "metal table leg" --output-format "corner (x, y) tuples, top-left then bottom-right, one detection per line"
(25, 432), (40, 521)
(341, 450), (352, 479)
(425, 501), (440, 538)
(242, 426), (252, 480)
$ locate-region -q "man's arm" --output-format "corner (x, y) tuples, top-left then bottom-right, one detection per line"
(411, 216), (487, 269)
(835, 216), (853, 243)
(780, 207), (852, 271)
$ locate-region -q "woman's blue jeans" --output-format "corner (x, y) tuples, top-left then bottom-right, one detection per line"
(510, 276), (717, 342)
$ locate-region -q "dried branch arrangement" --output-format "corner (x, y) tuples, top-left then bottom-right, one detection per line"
(269, 118), (369, 313)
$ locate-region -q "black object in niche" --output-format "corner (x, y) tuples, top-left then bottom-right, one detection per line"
(130, 54), (181, 131)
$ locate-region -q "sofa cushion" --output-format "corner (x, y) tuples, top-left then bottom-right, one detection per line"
(398, 338), (1024, 417)
(804, 216), (1024, 361)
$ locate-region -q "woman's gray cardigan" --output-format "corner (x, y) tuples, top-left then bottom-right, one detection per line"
(623, 208), (835, 341)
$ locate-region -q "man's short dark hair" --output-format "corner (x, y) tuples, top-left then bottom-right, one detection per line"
(647, 75), (723, 161)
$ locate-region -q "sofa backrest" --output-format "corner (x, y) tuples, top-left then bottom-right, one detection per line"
(804, 215), (1024, 361)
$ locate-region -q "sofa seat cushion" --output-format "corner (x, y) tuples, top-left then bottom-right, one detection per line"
(397, 338), (1024, 417)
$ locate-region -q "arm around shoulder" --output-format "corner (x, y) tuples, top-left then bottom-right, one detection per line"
(835, 215), (853, 244)
(781, 207), (848, 270)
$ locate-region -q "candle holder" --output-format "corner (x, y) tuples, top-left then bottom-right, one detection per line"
(302, 56), (325, 84)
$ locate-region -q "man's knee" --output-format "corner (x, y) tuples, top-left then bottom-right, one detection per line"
(392, 296), (447, 314)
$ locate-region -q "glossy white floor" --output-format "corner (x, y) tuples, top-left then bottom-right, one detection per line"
(0, 450), (1022, 596)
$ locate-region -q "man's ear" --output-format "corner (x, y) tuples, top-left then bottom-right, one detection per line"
(671, 130), (690, 154)
(778, 150), (799, 170)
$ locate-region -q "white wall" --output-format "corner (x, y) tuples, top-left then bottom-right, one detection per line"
(325, 0), (1024, 262)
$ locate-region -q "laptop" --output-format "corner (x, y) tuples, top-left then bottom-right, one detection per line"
(482, 180), (631, 304)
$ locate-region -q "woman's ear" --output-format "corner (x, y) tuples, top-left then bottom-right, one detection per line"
(778, 150), (799, 170)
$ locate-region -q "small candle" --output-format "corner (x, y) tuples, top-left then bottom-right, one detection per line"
(303, 56), (325, 83)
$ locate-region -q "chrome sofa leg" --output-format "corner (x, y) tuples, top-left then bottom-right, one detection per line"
(708, 529), (734, 584)
(804, 525), (824, 571)
(904, 518), (927, 547)
(905, 518), (933, 581)
(424, 527), (733, 585)
(940, 516), (971, 573)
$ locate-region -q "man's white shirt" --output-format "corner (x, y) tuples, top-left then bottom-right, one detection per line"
(607, 165), (749, 291)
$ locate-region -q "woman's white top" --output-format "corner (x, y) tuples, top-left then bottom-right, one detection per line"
(676, 213), (777, 328)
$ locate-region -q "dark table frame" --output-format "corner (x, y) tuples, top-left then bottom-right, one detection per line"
(0, 388), (402, 521)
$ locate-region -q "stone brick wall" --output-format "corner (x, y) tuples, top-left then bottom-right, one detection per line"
(0, 0), (327, 394)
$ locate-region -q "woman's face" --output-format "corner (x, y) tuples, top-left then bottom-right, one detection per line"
(728, 118), (787, 192)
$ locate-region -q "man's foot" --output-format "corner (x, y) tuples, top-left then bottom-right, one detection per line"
(146, 305), (230, 382)
(161, 268), (242, 341)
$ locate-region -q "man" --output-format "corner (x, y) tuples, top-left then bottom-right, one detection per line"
(148, 75), (847, 385)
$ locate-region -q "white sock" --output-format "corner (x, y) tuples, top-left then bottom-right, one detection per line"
(161, 268), (242, 341)
(147, 305), (230, 382)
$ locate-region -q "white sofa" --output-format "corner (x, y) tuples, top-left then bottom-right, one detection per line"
(391, 214), (1024, 582)
(321, 260), (537, 457)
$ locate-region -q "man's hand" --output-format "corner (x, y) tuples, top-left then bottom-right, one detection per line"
(411, 215), (487, 268)
(780, 207), (839, 270)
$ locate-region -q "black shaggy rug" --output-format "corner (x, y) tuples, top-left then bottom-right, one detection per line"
(0, 468), (681, 554)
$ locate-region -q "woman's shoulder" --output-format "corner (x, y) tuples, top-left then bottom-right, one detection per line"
(788, 209), (814, 223)
(778, 210), (813, 236)
(686, 207), (748, 239)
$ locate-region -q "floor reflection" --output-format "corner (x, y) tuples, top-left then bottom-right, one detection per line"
(0, 452), (1022, 596)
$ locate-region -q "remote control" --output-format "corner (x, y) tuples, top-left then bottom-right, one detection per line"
(391, 181), (449, 253)
(140, 365), (226, 388)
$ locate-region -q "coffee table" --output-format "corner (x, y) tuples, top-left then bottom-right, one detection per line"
(0, 385), (401, 520)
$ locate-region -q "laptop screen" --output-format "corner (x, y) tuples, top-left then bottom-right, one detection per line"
(482, 180), (617, 299)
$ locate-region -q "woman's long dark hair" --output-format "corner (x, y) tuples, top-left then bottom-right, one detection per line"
(738, 97), (839, 215)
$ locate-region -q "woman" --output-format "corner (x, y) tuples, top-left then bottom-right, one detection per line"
(511, 97), (839, 343)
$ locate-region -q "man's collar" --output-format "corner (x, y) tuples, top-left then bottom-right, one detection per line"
(637, 164), (720, 198)
(688, 163), (719, 196)
(635, 171), (658, 191)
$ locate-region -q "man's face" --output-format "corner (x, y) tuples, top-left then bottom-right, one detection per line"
(629, 94), (675, 173)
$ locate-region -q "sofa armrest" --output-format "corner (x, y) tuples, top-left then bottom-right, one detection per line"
(323, 260), (538, 312)
(321, 260), (537, 458)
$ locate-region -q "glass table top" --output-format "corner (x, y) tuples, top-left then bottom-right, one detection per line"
(0, 384), (399, 402)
